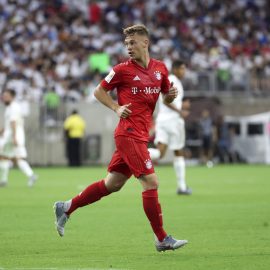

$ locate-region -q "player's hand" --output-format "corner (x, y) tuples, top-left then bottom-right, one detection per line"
(116, 103), (132, 118)
(164, 82), (178, 104)
(168, 82), (178, 99)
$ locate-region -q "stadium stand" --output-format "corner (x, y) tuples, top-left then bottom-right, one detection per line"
(0, 0), (270, 101)
(0, 0), (270, 165)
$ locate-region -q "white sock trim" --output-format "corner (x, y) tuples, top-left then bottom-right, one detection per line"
(64, 200), (72, 212)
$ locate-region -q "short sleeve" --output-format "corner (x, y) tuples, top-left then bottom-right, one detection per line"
(161, 64), (170, 94)
(100, 65), (122, 91)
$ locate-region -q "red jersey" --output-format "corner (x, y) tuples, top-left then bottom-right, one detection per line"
(100, 58), (170, 142)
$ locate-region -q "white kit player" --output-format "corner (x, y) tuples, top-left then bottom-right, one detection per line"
(148, 60), (192, 195)
(0, 89), (37, 187)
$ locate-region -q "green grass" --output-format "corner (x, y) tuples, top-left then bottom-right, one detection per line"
(0, 165), (270, 270)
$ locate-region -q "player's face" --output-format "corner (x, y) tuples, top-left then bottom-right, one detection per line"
(175, 64), (186, 79)
(2, 92), (13, 106)
(124, 33), (149, 61)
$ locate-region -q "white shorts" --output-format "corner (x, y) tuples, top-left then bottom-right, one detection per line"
(0, 139), (27, 159)
(154, 118), (185, 150)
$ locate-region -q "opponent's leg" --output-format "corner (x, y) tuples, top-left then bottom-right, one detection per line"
(148, 143), (167, 161)
(173, 150), (191, 195)
(16, 158), (37, 187)
(0, 159), (10, 187)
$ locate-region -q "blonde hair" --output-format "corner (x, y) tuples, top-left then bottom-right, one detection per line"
(123, 24), (149, 38)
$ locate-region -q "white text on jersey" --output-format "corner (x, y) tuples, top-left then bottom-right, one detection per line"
(131, 87), (161, 95)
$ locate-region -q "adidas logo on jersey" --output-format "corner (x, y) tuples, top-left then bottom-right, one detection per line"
(133, 75), (141, 81)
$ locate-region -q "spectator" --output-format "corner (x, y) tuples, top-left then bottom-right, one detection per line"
(0, 0), (270, 100)
(216, 115), (231, 163)
(63, 110), (86, 167)
(43, 87), (60, 124)
(199, 109), (214, 167)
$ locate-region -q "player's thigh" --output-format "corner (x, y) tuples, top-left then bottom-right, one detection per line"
(115, 136), (155, 178)
(1, 143), (27, 160)
(168, 121), (185, 151)
(156, 142), (168, 158)
(108, 149), (132, 179)
(15, 146), (27, 159)
(154, 123), (169, 146)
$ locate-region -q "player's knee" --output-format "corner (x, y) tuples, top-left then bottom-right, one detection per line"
(105, 179), (125, 192)
(144, 179), (159, 190)
(111, 182), (124, 192)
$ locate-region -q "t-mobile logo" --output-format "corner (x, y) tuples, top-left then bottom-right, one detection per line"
(131, 87), (161, 95)
(132, 87), (138, 94)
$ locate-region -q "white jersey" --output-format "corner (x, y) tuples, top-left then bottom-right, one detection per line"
(156, 74), (184, 122)
(2, 101), (25, 146)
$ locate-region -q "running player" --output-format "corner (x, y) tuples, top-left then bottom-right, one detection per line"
(148, 61), (192, 195)
(54, 24), (188, 252)
(0, 89), (37, 187)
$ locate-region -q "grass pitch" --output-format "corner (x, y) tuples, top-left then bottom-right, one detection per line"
(0, 165), (269, 270)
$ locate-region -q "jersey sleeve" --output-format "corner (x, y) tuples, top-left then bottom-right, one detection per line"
(100, 65), (122, 91)
(161, 64), (170, 94)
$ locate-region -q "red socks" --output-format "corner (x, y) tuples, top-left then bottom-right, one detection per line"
(66, 182), (166, 242)
(66, 180), (110, 215)
(142, 189), (167, 242)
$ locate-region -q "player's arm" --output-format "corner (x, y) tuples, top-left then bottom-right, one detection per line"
(94, 84), (132, 118)
(10, 120), (18, 146)
(163, 101), (189, 118)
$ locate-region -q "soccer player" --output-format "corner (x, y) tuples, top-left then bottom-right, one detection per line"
(54, 24), (188, 252)
(148, 61), (192, 195)
(0, 89), (37, 187)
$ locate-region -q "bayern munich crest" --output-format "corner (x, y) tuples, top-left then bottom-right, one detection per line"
(154, 71), (162, 80)
(145, 159), (153, 169)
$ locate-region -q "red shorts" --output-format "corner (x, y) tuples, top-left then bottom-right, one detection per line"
(108, 136), (155, 178)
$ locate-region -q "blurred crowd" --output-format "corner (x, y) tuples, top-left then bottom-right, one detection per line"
(0, 0), (270, 103)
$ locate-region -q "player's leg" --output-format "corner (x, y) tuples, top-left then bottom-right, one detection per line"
(0, 140), (11, 186)
(13, 145), (37, 186)
(171, 120), (191, 194)
(173, 149), (191, 195)
(16, 157), (37, 187)
(118, 135), (187, 251)
(139, 173), (188, 251)
(0, 157), (11, 187)
(65, 171), (128, 215)
(148, 142), (167, 160)
(54, 149), (131, 237)
(54, 171), (128, 237)
(148, 123), (169, 160)
(139, 173), (166, 241)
